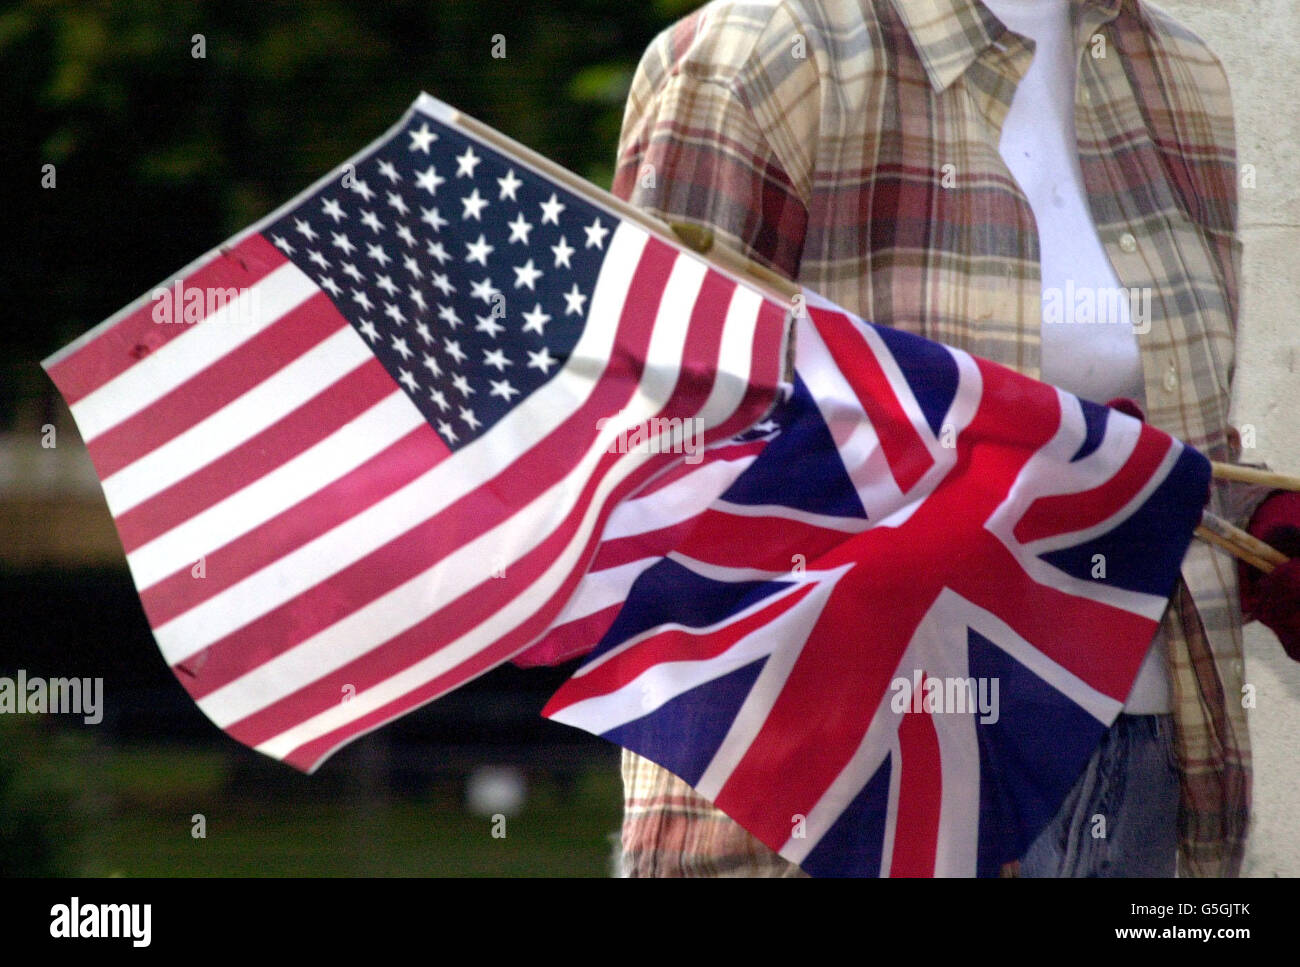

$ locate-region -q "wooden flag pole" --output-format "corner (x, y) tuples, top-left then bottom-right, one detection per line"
(1211, 462), (1300, 492)
(1196, 510), (1289, 574)
(1203, 465), (1298, 571)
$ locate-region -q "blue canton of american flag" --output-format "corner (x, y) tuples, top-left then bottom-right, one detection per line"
(44, 93), (791, 772)
(265, 108), (615, 451)
(545, 292), (1211, 877)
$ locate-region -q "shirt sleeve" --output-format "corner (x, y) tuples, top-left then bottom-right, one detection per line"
(609, 47), (808, 284)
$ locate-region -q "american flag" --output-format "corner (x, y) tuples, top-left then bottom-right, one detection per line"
(544, 293), (1211, 877)
(42, 93), (791, 772)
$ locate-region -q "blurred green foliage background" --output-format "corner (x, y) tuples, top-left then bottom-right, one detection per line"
(2, 0), (700, 367)
(1, 0), (704, 877)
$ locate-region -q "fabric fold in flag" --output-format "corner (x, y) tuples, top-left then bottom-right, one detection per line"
(42, 92), (793, 773)
(544, 290), (1211, 877)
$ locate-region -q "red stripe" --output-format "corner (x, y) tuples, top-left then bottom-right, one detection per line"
(1013, 427), (1173, 544)
(950, 533), (1156, 700)
(46, 235), (286, 404)
(736, 298), (787, 427)
(86, 296), (347, 479)
(810, 305), (935, 493)
(140, 423), (450, 628)
(544, 584), (814, 714)
(674, 509), (853, 573)
(114, 357), (395, 553)
(588, 518), (702, 572)
(889, 694), (942, 877)
(511, 601), (623, 669)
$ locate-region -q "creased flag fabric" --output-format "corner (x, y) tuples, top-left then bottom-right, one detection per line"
(513, 418), (780, 668)
(42, 93), (791, 772)
(544, 291), (1211, 877)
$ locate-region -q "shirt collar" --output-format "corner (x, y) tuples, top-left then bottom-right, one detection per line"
(888, 0), (1125, 92)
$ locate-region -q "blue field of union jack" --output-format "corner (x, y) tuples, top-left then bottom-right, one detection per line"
(545, 293), (1211, 877)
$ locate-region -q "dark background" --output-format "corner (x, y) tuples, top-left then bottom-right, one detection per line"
(0, 0), (699, 877)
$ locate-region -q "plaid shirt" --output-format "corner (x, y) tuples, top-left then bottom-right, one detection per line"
(611, 0), (1270, 877)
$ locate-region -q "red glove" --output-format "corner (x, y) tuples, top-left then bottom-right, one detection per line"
(1105, 397), (1145, 421)
(1239, 491), (1300, 662)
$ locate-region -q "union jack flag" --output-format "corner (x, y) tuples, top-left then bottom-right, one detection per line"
(544, 292), (1211, 877)
(42, 93), (791, 772)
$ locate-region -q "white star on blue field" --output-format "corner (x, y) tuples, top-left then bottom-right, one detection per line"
(267, 114), (616, 450)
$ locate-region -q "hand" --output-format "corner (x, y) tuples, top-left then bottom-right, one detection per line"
(1105, 397), (1145, 422)
(1239, 491), (1300, 662)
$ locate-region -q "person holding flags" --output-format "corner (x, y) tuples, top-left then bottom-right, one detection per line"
(606, 0), (1300, 877)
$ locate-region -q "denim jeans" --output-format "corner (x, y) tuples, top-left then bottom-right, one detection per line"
(1019, 713), (1180, 877)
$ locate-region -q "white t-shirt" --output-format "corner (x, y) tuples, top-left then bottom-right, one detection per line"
(982, 0), (1168, 713)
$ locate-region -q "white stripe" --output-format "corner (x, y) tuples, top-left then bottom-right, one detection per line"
(129, 391), (425, 595)
(795, 312), (904, 518)
(101, 327), (372, 516)
(547, 580), (816, 738)
(247, 260), (767, 757)
(709, 499), (873, 533)
(71, 263), (317, 442)
(629, 255), (709, 415)
(931, 700), (981, 877)
(693, 285), (768, 428)
(599, 453), (757, 541)
(546, 559), (658, 628)
(912, 605), (981, 877)
(880, 732), (902, 877)
(662, 552), (796, 585)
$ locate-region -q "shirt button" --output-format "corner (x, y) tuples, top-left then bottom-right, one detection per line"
(1162, 364), (1178, 393)
(1119, 232), (1137, 253)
